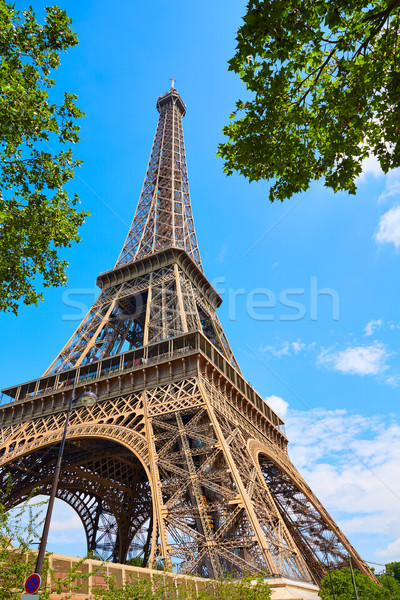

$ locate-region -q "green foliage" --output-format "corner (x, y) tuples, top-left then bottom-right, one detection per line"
(378, 572), (400, 599)
(386, 563), (400, 584)
(0, 478), (94, 599)
(0, 482), (44, 599)
(319, 567), (393, 600)
(94, 576), (156, 600)
(218, 0), (400, 202)
(0, 1), (86, 314)
(94, 572), (271, 600)
(127, 556), (145, 567)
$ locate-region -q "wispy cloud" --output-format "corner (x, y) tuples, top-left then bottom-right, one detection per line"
(318, 342), (389, 376)
(364, 319), (382, 337)
(216, 241), (229, 264)
(384, 374), (400, 387)
(50, 514), (83, 533)
(378, 168), (400, 203)
(261, 340), (310, 358)
(375, 204), (400, 249)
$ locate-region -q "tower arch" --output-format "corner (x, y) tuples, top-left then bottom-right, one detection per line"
(247, 439), (370, 582)
(0, 432), (154, 564)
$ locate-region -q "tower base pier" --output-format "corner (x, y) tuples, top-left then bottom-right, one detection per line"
(267, 578), (319, 600)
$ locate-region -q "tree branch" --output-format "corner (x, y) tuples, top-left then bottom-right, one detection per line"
(297, 47), (337, 105)
(355, 0), (400, 57)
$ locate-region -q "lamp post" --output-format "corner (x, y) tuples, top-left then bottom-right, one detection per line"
(34, 385), (98, 577)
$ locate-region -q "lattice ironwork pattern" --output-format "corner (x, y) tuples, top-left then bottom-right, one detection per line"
(116, 88), (201, 269)
(0, 376), (372, 582)
(0, 85), (376, 586)
(45, 262), (238, 375)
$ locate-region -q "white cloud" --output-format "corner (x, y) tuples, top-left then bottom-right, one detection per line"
(216, 241), (228, 264)
(385, 375), (400, 387)
(261, 341), (291, 358)
(261, 340), (310, 358)
(357, 154), (384, 182)
(375, 205), (400, 248)
(265, 395), (289, 419)
(318, 342), (388, 376)
(364, 319), (382, 337)
(292, 341), (306, 354)
(376, 538), (400, 558)
(50, 513), (83, 532)
(286, 408), (400, 562)
(378, 168), (400, 203)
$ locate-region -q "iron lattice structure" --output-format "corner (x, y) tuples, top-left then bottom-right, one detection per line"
(0, 86), (374, 584)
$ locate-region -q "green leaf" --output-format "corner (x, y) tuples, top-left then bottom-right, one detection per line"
(219, 0), (400, 203)
(0, 1), (85, 313)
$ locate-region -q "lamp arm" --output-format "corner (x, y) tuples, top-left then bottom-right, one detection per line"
(34, 382), (76, 576)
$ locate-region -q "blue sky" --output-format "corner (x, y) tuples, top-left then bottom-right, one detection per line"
(2, 0), (400, 570)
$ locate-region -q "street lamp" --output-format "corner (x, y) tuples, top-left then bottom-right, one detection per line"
(34, 384), (98, 577)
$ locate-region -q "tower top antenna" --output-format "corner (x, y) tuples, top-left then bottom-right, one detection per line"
(169, 76), (175, 89)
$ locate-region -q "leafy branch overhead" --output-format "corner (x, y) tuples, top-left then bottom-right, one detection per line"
(218, 0), (400, 202)
(0, 1), (85, 314)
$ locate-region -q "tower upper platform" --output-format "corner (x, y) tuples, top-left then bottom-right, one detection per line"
(156, 86), (186, 116)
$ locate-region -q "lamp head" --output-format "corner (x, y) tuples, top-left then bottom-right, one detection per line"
(79, 388), (98, 407)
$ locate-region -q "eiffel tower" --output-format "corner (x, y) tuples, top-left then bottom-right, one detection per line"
(0, 84), (372, 584)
